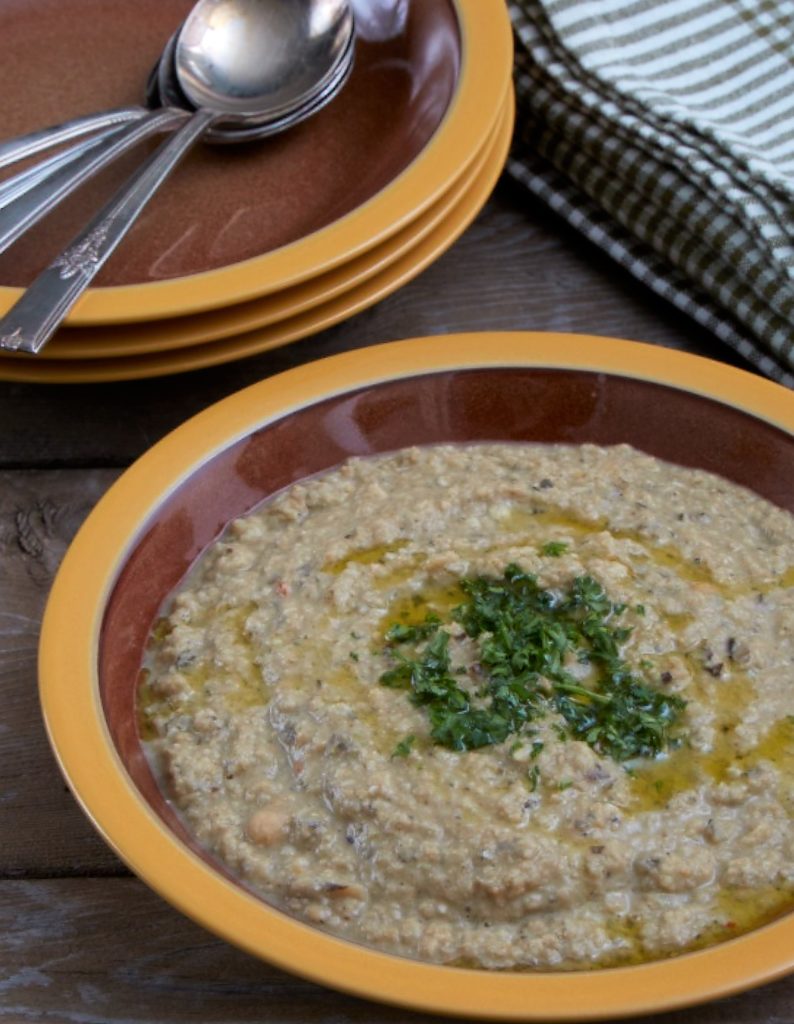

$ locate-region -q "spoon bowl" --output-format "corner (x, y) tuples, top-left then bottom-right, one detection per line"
(153, 27), (354, 145)
(176, 0), (354, 123)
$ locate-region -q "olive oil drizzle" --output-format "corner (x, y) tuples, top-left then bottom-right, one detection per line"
(499, 505), (794, 599)
(599, 886), (794, 970)
(323, 540), (409, 574)
(138, 602), (266, 738)
(323, 506), (794, 604)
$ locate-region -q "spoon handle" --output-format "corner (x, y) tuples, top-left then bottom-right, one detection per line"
(0, 108), (188, 258)
(0, 107), (148, 171)
(0, 125), (127, 213)
(0, 110), (215, 355)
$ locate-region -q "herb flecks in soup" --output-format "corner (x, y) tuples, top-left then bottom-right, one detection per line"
(140, 444), (794, 971)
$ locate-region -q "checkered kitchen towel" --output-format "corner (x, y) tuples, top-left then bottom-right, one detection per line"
(507, 0), (794, 386)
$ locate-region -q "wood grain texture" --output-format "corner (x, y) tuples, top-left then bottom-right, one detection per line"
(0, 182), (755, 470)
(0, 469), (125, 877)
(2, 878), (794, 1024)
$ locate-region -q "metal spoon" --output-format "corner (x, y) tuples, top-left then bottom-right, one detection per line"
(0, 7), (354, 255)
(0, 127), (129, 212)
(0, 0), (353, 166)
(0, 0), (354, 355)
(0, 110), (188, 260)
(0, 49), (198, 261)
(0, 109), (148, 173)
(153, 25), (354, 144)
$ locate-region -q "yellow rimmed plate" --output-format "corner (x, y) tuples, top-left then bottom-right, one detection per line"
(0, 0), (512, 325)
(26, 90), (514, 360)
(40, 333), (794, 1019)
(0, 91), (513, 382)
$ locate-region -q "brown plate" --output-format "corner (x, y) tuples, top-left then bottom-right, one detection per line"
(0, 0), (459, 288)
(0, 0), (512, 323)
(41, 334), (794, 1020)
(0, 90), (514, 380)
(12, 88), (514, 360)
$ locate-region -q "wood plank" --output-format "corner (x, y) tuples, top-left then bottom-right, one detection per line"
(0, 469), (126, 877)
(0, 182), (754, 470)
(2, 877), (794, 1024)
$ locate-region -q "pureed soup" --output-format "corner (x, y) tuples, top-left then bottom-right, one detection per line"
(138, 443), (794, 970)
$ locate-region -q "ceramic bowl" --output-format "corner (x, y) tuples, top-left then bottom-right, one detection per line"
(40, 333), (794, 1020)
(0, 0), (512, 323)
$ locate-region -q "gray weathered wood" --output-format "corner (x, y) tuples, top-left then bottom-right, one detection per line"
(1, 878), (793, 1024)
(0, 469), (125, 876)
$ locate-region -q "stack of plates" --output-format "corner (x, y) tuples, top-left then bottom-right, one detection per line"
(0, 0), (513, 383)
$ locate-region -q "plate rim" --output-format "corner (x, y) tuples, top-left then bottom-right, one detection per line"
(0, 93), (514, 382)
(1, 0), (513, 326)
(28, 89), (515, 360)
(39, 333), (794, 1020)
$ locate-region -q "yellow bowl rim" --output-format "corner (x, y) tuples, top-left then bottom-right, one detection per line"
(3, 0), (512, 326)
(39, 332), (794, 1021)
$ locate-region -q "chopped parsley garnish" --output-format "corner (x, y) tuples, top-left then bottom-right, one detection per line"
(540, 541), (569, 557)
(392, 734), (416, 758)
(384, 614), (441, 644)
(380, 564), (685, 762)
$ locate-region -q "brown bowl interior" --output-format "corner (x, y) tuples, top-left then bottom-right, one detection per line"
(100, 368), (794, 878)
(0, 0), (459, 287)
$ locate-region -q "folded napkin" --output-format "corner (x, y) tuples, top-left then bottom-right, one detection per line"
(507, 0), (794, 386)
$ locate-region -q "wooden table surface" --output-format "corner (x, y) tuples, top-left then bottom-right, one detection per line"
(2, 176), (792, 1024)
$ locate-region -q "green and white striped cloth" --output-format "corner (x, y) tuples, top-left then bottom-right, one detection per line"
(507, 0), (794, 386)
